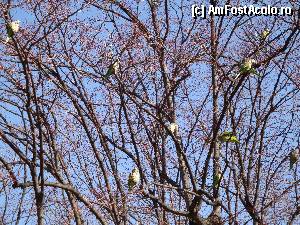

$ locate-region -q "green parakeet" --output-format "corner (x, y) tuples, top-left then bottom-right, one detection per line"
(6, 20), (20, 39)
(168, 122), (179, 135)
(213, 172), (222, 188)
(218, 131), (239, 143)
(105, 59), (120, 77)
(128, 168), (140, 191)
(289, 149), (299, 169)
(261, 29), (270, 40)
(239, 58), (260, 76)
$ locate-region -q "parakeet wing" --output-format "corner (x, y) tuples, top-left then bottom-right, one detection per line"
(213, 173), (221, 188)
(6, 25), (14, 38)
(290, 150), (299, 169)
(105, 65), (114, 77)
(105, 60), (120, 77)
(128, 176), (135, 190)
(239, 65), (248, 74)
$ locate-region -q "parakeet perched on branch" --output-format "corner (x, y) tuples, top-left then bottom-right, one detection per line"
(289, 149), (299, 170)
(105, 59), (120, 77)
(168, 122), (179, 135)
(218, 131), (239, 143)
(7, 20), (20, 36)
(239, 58), (260, 76)
(6, 20), (20, 42)
(261, 29), (270, 40)
(213, 172), (222, 189)
(128, 168), (140, 191)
